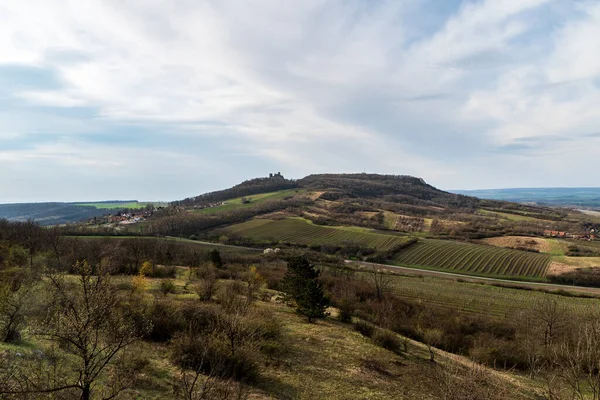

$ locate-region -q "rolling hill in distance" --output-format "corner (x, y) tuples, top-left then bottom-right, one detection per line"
(0, 200), (164, 225)
(2, 173), (599, 224)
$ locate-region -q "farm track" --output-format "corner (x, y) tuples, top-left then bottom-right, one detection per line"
(353, 260), (600, 318)
(71, 235), (262, 252)
(351, 260), (600, 296)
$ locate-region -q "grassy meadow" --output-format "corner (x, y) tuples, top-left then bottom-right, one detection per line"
(218, 217), (413, 251)
(193, 189), (302, 214)
(384, 272), (600, 320)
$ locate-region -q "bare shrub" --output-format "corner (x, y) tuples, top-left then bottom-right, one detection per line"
(0, 282), (34, 343)
(432, 361), (510, 400)
(195, 267), (219, 301)
(550, 319), (600, 400)
(146, 300), (186, 342)
(354, 320), (376, 338)
(173, 335), (250, 400)
(373, 329), (404, 354)
(171, 333), (260, 384)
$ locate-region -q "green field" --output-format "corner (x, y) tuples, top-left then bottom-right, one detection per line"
(219, 217), (412, 250)
(477, 208), (540, 222)
(388, 274), (600, 319)
(394, 239), (552, 278)
(194, 189), (302, 214)
(75, 201), (164, 209)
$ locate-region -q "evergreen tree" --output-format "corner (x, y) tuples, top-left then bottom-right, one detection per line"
(281, 256), (329, 322)
(208, 249), (223, 269)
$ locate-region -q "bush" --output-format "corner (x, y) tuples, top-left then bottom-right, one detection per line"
(250, 312), (281, 340)
(261, 341), (285, 361)
(338, 307), (353, 323)
(354, 320), (375, 338)
(180, 302), (221, 335)
(171, 334), (260, 383)
(139, 261), (153, 276)
(146, 300), (185, 342)
(149, 265), (177, 279)
(160, 280), (176, 296)
(115, 280), (133, 291)
(373, 329), (403, 354)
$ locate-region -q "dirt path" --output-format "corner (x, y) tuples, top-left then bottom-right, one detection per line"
(350, 260), (600, 296)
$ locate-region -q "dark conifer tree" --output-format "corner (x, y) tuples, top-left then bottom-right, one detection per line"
(281, 256), (329, 322)
(208, 249), (223, 269)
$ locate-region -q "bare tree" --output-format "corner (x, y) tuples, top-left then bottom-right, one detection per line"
(535, 296), (566, 348)
(22, 219), (45, 270)
(515, 309), (546, 379)
(551, 320), (600, 400)
(217, 285), (257, 357)
(366, 265), (392, 301)
(1, 261), (150, 400)
(47, 226), (64, 270)
(195, 267), (219, 301)
(0, 281), (33, 343)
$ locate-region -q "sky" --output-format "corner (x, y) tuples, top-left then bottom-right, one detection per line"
(1, 0), (599, 203)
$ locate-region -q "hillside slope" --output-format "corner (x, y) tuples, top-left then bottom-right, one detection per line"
(174, 173), (298, 208)
(299, 173), (478, 208)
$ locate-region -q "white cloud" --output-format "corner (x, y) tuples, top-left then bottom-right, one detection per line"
(0, 0), (599, 200)
(18, 90), (87, 107)
(463, 1), (600, 149)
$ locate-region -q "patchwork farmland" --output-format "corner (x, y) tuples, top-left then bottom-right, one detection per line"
(393, 239), (552, 278)
(219, 218), (412, 250)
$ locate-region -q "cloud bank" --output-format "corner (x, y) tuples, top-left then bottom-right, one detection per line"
(0, 0), (599, 202)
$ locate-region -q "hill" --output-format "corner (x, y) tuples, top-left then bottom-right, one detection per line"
(173, 172), (298, 208)
(72, 173), (600, 285)
(0, 201), (160, 225)
(299, 173), (478, 208)
(154, 173), (585, 240)
(0, 202), (108, 225)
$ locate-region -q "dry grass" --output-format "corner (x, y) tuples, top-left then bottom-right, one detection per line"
(250, 300), (537, 400)
(253, 301), (436, 399)
(554, 256), (600, 269)
(307, 191), (325, 201)
(547, 261), (581, 276)
(482, 236), (552, 253)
